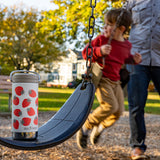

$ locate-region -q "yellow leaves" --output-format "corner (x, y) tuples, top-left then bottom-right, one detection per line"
(8, 42), (12, 46)
(12, 33), (16, 36)
(3, 7), (8, 13)
(32, 0), (125, 50)
(95, 2), (109, 17)
(1, 39), (5, 43)
(112, 0), (124, 8)
(28, 12), (33, 16)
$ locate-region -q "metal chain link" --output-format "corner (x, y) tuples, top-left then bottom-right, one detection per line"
(85, 0), (97, 78)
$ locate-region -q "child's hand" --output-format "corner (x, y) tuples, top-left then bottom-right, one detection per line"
(133, 52), (142, 63)
(100, 44), (112, 56)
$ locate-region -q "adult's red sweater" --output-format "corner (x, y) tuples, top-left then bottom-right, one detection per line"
(82, 35), (135, 81)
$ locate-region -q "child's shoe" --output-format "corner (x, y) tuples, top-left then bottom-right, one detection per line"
(76, 128), (88, 149)
(90, 126), (101, 145)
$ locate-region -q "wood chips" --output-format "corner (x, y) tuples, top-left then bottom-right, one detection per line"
(0, 111), (160, 160)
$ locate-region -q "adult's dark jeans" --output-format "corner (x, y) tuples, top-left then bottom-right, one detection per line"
(127, 65), (160, 151)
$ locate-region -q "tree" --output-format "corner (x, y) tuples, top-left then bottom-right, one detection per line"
(0, 0), (124, 74)
(0, 6), (66, 72)
(40, 0), (124, 50)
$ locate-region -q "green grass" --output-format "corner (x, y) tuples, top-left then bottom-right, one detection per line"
(0, 87), (159, 115)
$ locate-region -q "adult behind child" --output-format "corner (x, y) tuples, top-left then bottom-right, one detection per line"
(126, 0), (160, 159)
(76, 8), (142, 150)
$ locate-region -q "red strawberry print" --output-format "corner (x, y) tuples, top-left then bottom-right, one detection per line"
(35, 98), (38, 106)
(13, 96), (19, 105)
(29, 89), (36, 98)
(27, 107), (35, 116)
(13, 119), (19, 129)
(21, 117), (31, 126)
(14, 109), (22, 117)
(34, 116), (38, 125)
(22, 98), (31, 108)
(15, 86), (24, 96)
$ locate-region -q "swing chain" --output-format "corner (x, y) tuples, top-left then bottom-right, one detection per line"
(85, 0), (97, 79)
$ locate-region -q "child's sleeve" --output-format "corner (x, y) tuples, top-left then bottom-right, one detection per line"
(124, 54), (135, 64)
(82, 36), (103, 62)
(124, 41), (138, 64)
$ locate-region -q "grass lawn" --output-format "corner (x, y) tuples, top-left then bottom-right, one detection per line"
(0, 87), (159, 115)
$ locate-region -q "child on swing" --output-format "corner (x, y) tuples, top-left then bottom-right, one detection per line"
(76, 8), (142, 149)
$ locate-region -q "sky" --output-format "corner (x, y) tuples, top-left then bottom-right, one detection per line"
(0, 0), (57, 11)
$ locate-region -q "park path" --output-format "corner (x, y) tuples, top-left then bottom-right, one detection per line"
(0, 111), (160, 160)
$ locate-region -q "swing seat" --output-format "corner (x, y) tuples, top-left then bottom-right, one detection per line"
(0, 82), (95, 150)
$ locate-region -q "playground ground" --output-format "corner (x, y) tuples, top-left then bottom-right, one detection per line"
(0, 111), (160, 160)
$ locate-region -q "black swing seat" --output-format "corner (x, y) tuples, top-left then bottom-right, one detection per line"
(0, 82), (95, 150)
